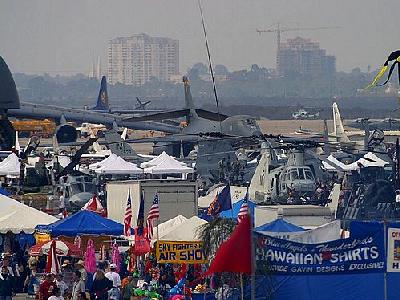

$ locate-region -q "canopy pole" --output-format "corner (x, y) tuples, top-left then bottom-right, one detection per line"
(384, 221), (387, 300)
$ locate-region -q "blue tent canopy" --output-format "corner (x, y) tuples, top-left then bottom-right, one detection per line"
(0, 187), (10, 196)
(35, 210), (123, 237)
(219, 199), (256, 219)
(254, 218), (305, 233)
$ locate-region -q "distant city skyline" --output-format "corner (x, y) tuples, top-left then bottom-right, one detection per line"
(0, 0), (398, 75)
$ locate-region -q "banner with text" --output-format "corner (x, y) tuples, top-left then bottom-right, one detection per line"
(156, 240), (207, 264)
(255, 231), (385, 275)
(387, 227), (400, 272)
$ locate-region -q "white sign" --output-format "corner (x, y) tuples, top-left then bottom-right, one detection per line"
(387, 228), (400, 272)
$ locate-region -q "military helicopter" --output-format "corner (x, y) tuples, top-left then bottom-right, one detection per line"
(194, 138), (259, 191)
(249, 139), (330, 205)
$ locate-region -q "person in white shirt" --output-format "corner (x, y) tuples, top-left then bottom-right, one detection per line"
(55, 274), (68, 300)
(105, 264), (121, 300)
(71, 271), (85, 300)
(58, 191), (65, 213)
(48, 287), (62, 300)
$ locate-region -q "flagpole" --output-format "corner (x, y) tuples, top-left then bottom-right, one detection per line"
(240, 273), (244, 300)
(248, 183), (255, 300)
(228, 181), (234, 220)
(156, 190), (159, 242)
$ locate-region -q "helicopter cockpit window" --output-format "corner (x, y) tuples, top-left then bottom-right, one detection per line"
(290, 170), (299, 180)
(297, 168), (305, 180)
(304, 169), (314, 180)
(70, 183), (84, 195)
(85, 183), (96, 193)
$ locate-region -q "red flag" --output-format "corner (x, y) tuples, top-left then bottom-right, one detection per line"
(83, 194), (106, 216)
(205, 214), (251, 275)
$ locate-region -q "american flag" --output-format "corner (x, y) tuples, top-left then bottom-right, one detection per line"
(146, 194), (160, 240)
(237, 193), (249, 223)
(124, 190), (132, 236)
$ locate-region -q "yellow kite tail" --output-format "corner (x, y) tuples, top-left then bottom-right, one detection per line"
(365, 65), (388, 90)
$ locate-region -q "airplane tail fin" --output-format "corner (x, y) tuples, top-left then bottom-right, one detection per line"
(93, 76), (109, 111)
(15, 131), (20, 151)
(182, 76), (198, 123)
(121, 128), (128, 140)
(0, 56), (20, 110)
(332, 102), (350, 143)
(323, 119), (330, 154)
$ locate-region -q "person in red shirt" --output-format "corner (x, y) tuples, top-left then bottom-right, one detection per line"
(39, 274), (57, 300)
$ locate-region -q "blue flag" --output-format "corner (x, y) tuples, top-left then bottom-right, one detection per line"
(207, 185), (232, 216)
(137, 192), (145, 221)
(136, 192), (145, 235)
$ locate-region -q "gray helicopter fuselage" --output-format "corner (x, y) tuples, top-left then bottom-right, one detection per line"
(181, 114), (261, 137)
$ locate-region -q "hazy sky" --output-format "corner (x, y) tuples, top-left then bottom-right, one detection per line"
(0, 0), (398, 75)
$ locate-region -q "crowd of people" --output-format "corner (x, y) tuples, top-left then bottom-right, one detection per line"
(0, 248), (205, 300)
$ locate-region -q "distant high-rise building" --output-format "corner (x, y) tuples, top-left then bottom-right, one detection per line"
(108, 33), (179, 85)
(277, 37), (335, 77)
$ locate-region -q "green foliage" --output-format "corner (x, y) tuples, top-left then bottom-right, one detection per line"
(197, 217), (236, 258)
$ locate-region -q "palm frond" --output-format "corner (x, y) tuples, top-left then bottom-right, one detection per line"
(197, 217), (236, 258)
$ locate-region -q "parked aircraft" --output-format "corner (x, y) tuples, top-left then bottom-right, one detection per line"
(346, 117), (400, 131)
(292, 108), (320, 120)
(124, 76), (262, 156)
(0, 56), (179, 150)
(90, 76), (162, 114)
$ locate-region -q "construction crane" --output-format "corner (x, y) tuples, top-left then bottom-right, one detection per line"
(256, 23), (340, 69)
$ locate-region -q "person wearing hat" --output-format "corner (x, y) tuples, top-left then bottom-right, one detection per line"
(105, 264), (120, 300)
(75, 260), (87, 288)
(61, 260), (72, 271)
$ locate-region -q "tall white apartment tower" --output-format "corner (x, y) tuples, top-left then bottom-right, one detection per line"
(108, 33), (179, 85)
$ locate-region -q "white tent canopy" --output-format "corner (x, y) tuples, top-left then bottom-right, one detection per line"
(0, 153), (20, 176)
(89, 153), (118, 170)
(151, 215), (188, 242)
(158, 216), (207, 241)
(141, 151), (193, 174)
(95, 156), (142, 175)
(0, 195), (57, 233)
(141, 151), (186, 169)
(144, 159), (194, 174)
